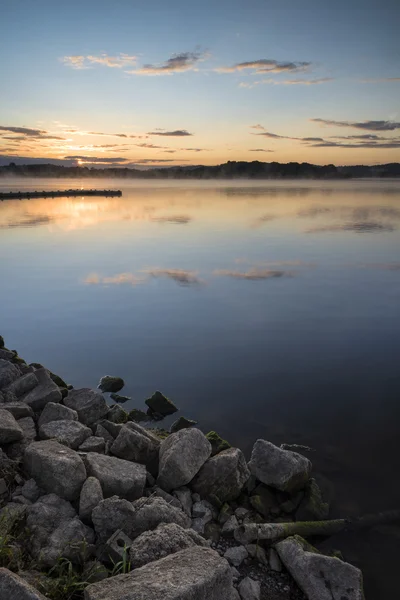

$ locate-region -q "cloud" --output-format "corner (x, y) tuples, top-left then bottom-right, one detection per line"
(135, 143), (167, 149)
(62, 54), (137, 69)
(0, 126), (65, 140)
(359, 77), (400, 83)
(310, 140), (400, 148)
(311, 118), (400, 131)
(361, 262), (400, 271)
(306, 222), (395, 234)
(213, 268), (291, 280)
(249, 148), (274, 152)
(147, 130), (193, 137)
(216, 59), (311, 74)
(131, 51), (208, 76)
(88, 132), (128, 138)
(84, 272), (146, 285)
(240, 77), (332, 88)
(144, 268), (201, 286)
(151, 215), (192, 224)
(64, 155), (130, 163)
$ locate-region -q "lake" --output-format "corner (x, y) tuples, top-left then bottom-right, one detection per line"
(1, 178), (400, 598)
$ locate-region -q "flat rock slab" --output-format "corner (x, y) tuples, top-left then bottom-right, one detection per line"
(38, 402), (78, 427)
(85, 453), (146, 500)
(24, 440), (87, 501)
(0, 568), (49, 600)
(4, 372), (38, 397)
(20, 369), (62, 412)
(85, 546), (234, 600)
(0, 408), (24, 444)
(1, 402), (34, 419)
(111, 422), (159, 472)
(64, 388), (108, 426)
(145, 390), (178, 416)
(39, 420), (92, 449)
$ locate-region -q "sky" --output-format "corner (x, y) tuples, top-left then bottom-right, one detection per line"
(1, 0), (399, 168)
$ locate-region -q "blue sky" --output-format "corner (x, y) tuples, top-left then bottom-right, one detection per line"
(1, 0), (399, 166)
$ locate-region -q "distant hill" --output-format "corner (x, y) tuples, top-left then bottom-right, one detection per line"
(1, 160), (400, 179)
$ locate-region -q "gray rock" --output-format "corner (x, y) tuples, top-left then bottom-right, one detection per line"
(0, 348), (15, 361)
(17, 417), (37, 442)
(38, 402), (78, 427)
(245, 544), (269, 566)
(0, 568), (48, 600)
(222, 515), (239, 536)
(79, 477), (104, 522)
(173, 486), (193, 516)
(268, 548), (282, 572)
(128, 408), (149, 423)
(0, 359), (20, 390)
(231, 566), (240, 581)
(20, 369), (62, 412)
(296, 478), (329, 521)
(95, 424), (114, 444)
(4, 373), (38, 398)
(130, 522), (208, 568)
(191, 500), (213, 534)
(170, 416), (197, 433)
(145, 390), (178, 416)
(0, 478), (7, 495)
(96, 420), (123, 439)
(1, 402), (34, 419)
(150, 486), (183, 509)
(131, 496), (191, 539)
(39, 420), (92, 449)
(276, 536), (364, 600)
(224, 545), (248, 567)
(21, 479), (42, 503)
(0, 408), (23, 444)
(248, 440), (312, 493)
(92, 496), (136, 543)
(79, 436), (106, 454)
(106, 404), (128, 424)
(40, 517), (95, 567)
(26, 494), (76, 559)
(235, 507), (249, 520)
(24, 440), (87, 501)
(84, 452), (146, 500)
(110, 393), (131, 404)
(157, 428), (212, 492)
(98, 375), (124, 393)
(64, 388), (108, 426)
(85, 546), (234, 600)
(191, 448), (250, 504)
(232, 590), (241, 600)
(238, 577), (261, 600)
(111, 422), (160, 472)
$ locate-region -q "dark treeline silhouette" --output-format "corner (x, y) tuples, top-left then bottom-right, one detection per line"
(1, 161), (400, 179)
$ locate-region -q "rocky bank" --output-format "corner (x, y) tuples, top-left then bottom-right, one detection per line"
(0, 336), (365, 600)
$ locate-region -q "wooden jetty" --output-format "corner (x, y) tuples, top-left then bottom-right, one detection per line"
(0, 189), (122, 200)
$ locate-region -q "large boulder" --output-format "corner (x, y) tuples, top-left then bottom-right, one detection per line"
(24, 440), (87, 501)
(0, 568), (48, 600)
(26, 494), (75, 561)
(276, 536), (364, 600)
(20, 369), (62, 412)
(191, 448), (250, 504)
(157, 428), (212, 492)
(64, 388), (108, 426)
(248, 439), (311, 493)
(84, 453), (146, 500)
(4, 373), (38, 398)
(39, 420), (92, 449)
(1, 403), (34, 419)
(38, 402), (78, 427)
(92, 496), (136, 543)
(79, 436), (106, 453)
(79, 477), (104, 523)
(98, 375), (124, 393)
(0, 359), (20, 390)
(110, 422), (160, 473)
(85, 546), (234, 600)
(145, 390), (178, 416)
(0, 408), (23, 444)
(130, 496), (191, 539)
(129, 522), (208, 568)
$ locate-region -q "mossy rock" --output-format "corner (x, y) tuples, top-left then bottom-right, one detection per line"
(49, 371), (68, 389)
(59, 387), (69, 400)
(98, 375), (125, 393)
(12, 356), (27, 366)
(147, 428), (170, 440)
(218, 502), (233, 525)
(110, 393), (131, 404)
(206, 431), (231, 456)
(250, 484), (279, 518)
(0, 335), (4, 349)
(107, 404), (128, 424)
(170, 416), (197, 433)
(296, 478), (329, 521)
(128, 408), (149, 423)
(145, 391), (178, 417)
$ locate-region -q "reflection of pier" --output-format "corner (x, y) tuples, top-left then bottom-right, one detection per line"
(0, 189), (122, 200)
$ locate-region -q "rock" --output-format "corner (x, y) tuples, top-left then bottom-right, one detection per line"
(40, 517), (95, 567)
(222, 515), (239, 536)
(128, 408), (149, 423)
(0, 336), (4, 348)
(145, 390), (178, 416)
(4, 373), (38, 398)
(238, 577), (261, 600)
(1, 402), (34, 419)
(0, 478), (7, 495)
(38, 402), (78, 427)
(107, 404), (128, 424)
(24, 440), (87, 501)
(170, 416), (197, 433)
(47, 371), (68, 389)
(79, 477), (104, 522)
(98, 376), (125, 393)
(249, 484), (279, 518)
(111, 422), (160, 473)
(79, 436), (106, 454)
(268, 548), (282, 572)
(18, 417), (37, 442)
(149, 486), (183, 510)
(39, 420), (91, 449)
(276, 536), (364, 600)
(95, 424), (114, 444)
(82, 561), (109, 584)
(296, 478), (329, 521)
(21, 479), (42, 503)
(0, 348), (16, 361)
(191, 448), (250, 504)
(235, 507), (249, 520)
(131, 496), (191, 538)
(206, 430), (231, 456)
(0, 568), (48, 600)
(173, 486), (193, 516)
(84, 452), (146, 500)
(130, 522), (208, 568)
(249, 440), (312, 493)
(110, 393), (131, 404)
(26, 494), (76, 560)
(64, 388), (108, 426)
(231, 566), (240, 581)
(218, 503), (234, 525)
(204, 521), (221, 542)
(224, 545), (248, 567)
(245, 544), (269, 566)
(85, 546), (234, 600)
(157, 428), (212, 491)
(96, 419), (122, 439)
(20, 369), (62, 412)
(191, 500), (213, 534)
(0, 359), (20, 390)
(0, 409), (23, 444)
(92, 496), (136, 543)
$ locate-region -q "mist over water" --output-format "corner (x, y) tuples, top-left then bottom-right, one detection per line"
(1, 178), (400, 597)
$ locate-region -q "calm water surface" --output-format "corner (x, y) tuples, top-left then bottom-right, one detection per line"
(1, 178), (400, 598)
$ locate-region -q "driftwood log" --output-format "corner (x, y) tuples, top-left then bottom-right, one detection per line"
(234, 509), (400, 545)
